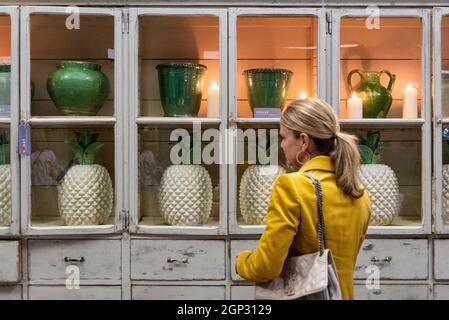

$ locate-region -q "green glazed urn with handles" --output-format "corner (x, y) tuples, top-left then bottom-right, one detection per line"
(243, 68), (293, 115)
(47, 61), (110, 116)
(156, 62), (207, 117)
(347, 69), (396, 118)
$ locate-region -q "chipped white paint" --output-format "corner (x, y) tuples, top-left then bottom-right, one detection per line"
(132, 285), (225, 300)
(230, 285), (255, 300)
(28, 240), (121, 281)
(0, 286), (22, 300)
(354, 239), (428, 280)
(28, 285), (121, 300)
(131, 240), (225, 280)
(0, 241), (21, 283)
(230, 240), (258, 281)
(354, 284), (429, 300)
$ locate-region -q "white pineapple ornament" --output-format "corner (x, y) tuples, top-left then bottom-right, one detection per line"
(0, 132), (11, 226)
(358, 130), (400, 226)
(58, 131), (113, 226)
(159, 134), (213, 226)
(239, 165), (286, 225)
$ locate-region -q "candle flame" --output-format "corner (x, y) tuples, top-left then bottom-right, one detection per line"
(352, 92), (358, 99)
(407, 83), (413, 89)
(211, 81), (219, 88)
(299, 91), (307, 99)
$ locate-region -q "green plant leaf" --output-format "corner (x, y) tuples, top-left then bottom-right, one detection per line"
(0, 144), (9, 165)
(66, 141), (85, 164)
(82, 142), (104, 164)
(359, 145), (374, 164)
(366, 130), (380, 151)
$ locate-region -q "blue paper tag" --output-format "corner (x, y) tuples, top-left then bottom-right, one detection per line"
(253, 108), (281, 118)
(18, 121), (31, 157)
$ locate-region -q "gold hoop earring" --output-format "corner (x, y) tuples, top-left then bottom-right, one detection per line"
(296, 150), (311, 166)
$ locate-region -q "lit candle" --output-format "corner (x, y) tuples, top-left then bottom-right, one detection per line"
(207, 81), (220, 118)
(299, 91), (307, 99)
(403, 83), (418, 119)
(347, 92), (363, 119)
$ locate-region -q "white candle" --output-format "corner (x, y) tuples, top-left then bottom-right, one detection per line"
(299, 91), (307, 99)
(403, 83), (418, 119)
(207, 81), (220, 118)
(347, 92), (363, 119)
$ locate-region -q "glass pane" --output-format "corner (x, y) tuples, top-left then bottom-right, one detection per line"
(340, 17), (422, 119)
(237, 16), (318, 118)
(342, 126), (422, 226)
(442, 16), (449, 118)
(138, 16), (220, 117)
(0, 125), (11, 227)
(30, 14), (115, 117)
(0, 14), (11, 117)
(30, 126), (115, 227)
(236, 124), (287, 226)
(442, 126), (449, 224)
(138, 125), (220, 227)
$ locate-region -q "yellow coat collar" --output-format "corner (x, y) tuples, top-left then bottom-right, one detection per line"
(298, 155), (335, 173)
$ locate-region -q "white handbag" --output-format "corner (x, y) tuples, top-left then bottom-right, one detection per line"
(255, 173), (343, 300)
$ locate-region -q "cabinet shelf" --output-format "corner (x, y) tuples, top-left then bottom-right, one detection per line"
(0, 117), (10, 124)
(28, 116), (116, 126)
(134, 216), (221, 235)
(136, 117), (221, 126)
(339, 118), (425, 127)
(29, 216), (116, 235)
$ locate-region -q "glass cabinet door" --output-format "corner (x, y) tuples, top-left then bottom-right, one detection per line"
(20, 6), (124, 235)
(128, 9), (227, 235)
(0, 6), (19, 236)
(332, 9), (431, 235)
(433, 8), (449, 234)
(228, 8), (326, 234)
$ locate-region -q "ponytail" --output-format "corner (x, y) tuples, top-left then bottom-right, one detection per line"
(331, 132), (364, 198)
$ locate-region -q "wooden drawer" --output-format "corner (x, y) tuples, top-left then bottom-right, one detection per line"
(433, 285), (449, 300)
(354, 284), (429, 300)
(132, 285), (225, 300)
(0, 286), (22, 300)
(28, 286), (121, 300)
(0, 241), (21, 283)
(131, 240), (225, 280)
(28, 240), (121, 281)
(354, 239), (428, 280)
(230, 285), (255, 300)
(434, 240), (449, 280)
(230, 240), (258, 281)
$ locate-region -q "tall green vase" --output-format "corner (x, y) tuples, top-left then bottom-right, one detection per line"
(47, 61), (110, 116)
(347, 69), (396, 118)
(243, 68), (293, 115)
(156, 62), (207, 117)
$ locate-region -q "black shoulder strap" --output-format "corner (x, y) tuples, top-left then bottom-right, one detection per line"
(304, 172), (327, 256)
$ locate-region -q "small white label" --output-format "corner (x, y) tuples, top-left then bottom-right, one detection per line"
(108, 48), (115, 60)
(203, 51), (219, 59)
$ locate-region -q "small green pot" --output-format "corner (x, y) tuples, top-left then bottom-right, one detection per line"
(156, 62), (207, 117)
(243, 68), (293, 114)
(0, 64), (11, 116)
(47, 61), (110, 116)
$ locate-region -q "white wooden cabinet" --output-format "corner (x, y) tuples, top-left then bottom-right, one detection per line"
(0, 2), (447, 300)
(0, 6), (20, 236)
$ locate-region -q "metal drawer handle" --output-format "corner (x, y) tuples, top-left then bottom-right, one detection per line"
(64, 257), (85, 263)
(371, 256), (392, 264)
(167, 257), (189, 264)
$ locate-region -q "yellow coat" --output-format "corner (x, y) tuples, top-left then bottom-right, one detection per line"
(236, 155), (371, 300)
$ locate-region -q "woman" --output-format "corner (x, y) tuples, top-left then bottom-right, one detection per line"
(236, 97), (371, 300)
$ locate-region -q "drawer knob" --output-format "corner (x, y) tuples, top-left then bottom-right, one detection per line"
(167, 257), (189, 264)
(64, 256), (85, 263)
(370, 256), (392, 264)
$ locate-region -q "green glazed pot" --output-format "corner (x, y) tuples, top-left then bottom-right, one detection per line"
(243, 68), (293, 114)
(47, 61), (110, 116)
(156, 62), (207, 117)
(0, 64), (11, 116)
(347, 69), (396, 118)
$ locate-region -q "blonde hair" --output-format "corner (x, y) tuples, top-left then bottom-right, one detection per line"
(280, 97), (364, 198)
